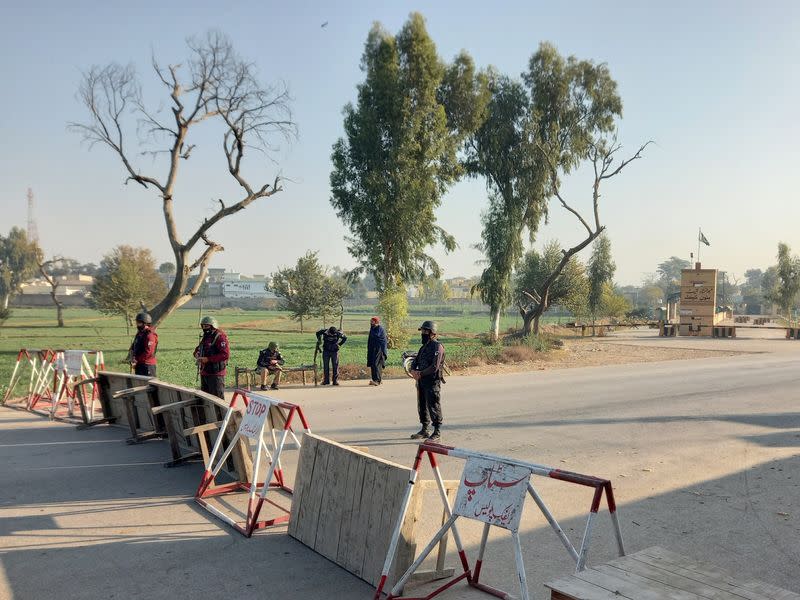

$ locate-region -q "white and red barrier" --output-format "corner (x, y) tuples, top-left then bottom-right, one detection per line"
(374, 442), (624, 600)
(195, 389), (311, 537)
(3, 348), (105, 422)
(2, 348), (56, 408)
(48, 350), (105, 420)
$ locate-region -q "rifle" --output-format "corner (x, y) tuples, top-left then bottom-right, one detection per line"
(313, 338), (321, 369)
(195, 333), (203, 384)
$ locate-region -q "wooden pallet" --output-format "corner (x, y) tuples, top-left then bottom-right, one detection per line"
(546, 546), (799, 600)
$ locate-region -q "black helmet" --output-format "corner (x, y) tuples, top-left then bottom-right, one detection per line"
(135, 312), (152, 324)
(327, 326), (337, 335)
(418, 320), (437, 334)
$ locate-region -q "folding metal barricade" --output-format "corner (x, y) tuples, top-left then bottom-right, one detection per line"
(374, 442), (624, 600)
(2, 348), (55, 407)
(28, 350), (105, 421)
(195, 389), (311, 537)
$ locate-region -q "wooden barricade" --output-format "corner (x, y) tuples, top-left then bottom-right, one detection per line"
(91, 371), (164, 442)
(89, 372), (252, 477)
(289, 434), (456, 589)
(545, 546), (799, 600)
(150, 381), (251, 473)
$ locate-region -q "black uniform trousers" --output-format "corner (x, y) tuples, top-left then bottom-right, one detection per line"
(201, 374), (226, 399)
(322, 350), (339, 384)
(416, 379), (442, 428)
(134, 364), (157, 377)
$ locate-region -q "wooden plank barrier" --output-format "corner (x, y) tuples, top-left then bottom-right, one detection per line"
(85, 372), (252, 478)
(545, 546), (800, 600)
(288, 433), (457, 590)
(91, 371), (164, 442)
(150, 381), (251, 473)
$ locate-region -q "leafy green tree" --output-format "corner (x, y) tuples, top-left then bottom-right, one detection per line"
(657, 256), (690, 296)
(270, 252), (350, 332)
(515, 241), (588, 330)
(0, 227), (42, 319)
(90, 246), (167, 330)
(642, 284), (665, 308)
(329, 13), (479, 346)
(417, 276), (452, 303)
(601, 284), (631, 321)
(764, 243), (800, 322)
(159, 262), (177, 275)
(761, 266), (778, 311)
(587, 234), (616, 334)
(741, 268), (765, 314)
(466, 43), (646, 335)
(467, 73), (530, 340)
(518, 44), (647, 334)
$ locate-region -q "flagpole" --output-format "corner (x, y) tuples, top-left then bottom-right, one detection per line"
(697, 227), (701, 266)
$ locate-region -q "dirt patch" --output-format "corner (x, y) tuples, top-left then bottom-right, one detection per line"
(453, 337), (745, 376)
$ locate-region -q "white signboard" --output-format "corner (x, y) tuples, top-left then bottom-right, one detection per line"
(64, 350), (86, 375)
(238, 393), (273, 439)
(453, 457), (531, 532)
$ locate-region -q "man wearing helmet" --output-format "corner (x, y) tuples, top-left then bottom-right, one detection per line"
(194, 315), (230, 399)
(315, 326), (347, 386)
(409, 320), (445, 441)
(130, 312), (158, 377)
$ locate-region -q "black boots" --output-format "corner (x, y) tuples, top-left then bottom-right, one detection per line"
(410, 427), (431, 439)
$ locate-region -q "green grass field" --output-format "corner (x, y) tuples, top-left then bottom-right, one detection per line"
(0, 307), (563, 393)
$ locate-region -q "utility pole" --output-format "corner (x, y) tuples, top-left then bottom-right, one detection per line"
(26, 188), (39, 243)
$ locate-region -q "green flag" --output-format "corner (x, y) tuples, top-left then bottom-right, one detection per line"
(699, 230), (710, 246)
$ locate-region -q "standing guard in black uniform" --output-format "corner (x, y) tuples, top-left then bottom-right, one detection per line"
(409, 320), (445, 441)
(193, 316), (230, 399)
(316, 326), (347, 385)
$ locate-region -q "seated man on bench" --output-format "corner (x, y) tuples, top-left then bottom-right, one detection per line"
(256, 342), (285, 391)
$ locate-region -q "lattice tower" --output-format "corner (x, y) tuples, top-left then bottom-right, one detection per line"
(27, 187), (39, 243)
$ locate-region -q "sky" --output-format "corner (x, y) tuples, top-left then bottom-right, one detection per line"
(1, 1), (799, 286)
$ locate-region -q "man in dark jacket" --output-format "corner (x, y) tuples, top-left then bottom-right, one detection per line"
(316, 326), (347, 385)
(257, 341), (285, 390)
(130, 312), (158, 377)
(409, 320), (445, 441)
(194, 316), (230, 399)
(366, 316), (387, 386)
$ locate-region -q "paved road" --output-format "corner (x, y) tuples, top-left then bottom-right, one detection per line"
(1, 332), (799, 599)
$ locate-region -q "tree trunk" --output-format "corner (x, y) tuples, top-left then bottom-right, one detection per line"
(300, 316), (304, 333)
(1, 294), (9, 310)
(49, 286), (64, 327)
(521, 311), (534, 336)
(489, 308), (500, 342)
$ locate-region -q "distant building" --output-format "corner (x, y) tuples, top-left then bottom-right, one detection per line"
(20, 274), (93, 296)
(222, 273), (275, 299)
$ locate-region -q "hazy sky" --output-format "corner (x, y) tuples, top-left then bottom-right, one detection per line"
(1, 1), (798, 285)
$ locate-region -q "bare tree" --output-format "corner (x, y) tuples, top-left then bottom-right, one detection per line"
(70, 31), (296, 326)
(38, 257), (69, 327)
(519, 139), (650, 334)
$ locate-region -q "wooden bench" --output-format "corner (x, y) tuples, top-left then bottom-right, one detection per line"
(545, 546), (799, 600)
(235, 364), (318, 389)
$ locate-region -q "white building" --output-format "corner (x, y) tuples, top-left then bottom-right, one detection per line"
(222, 279), (276, 299)
(20, 274), (93, 296)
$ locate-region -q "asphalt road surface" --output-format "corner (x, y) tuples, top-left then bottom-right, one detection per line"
(1, 332), (799, 599)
